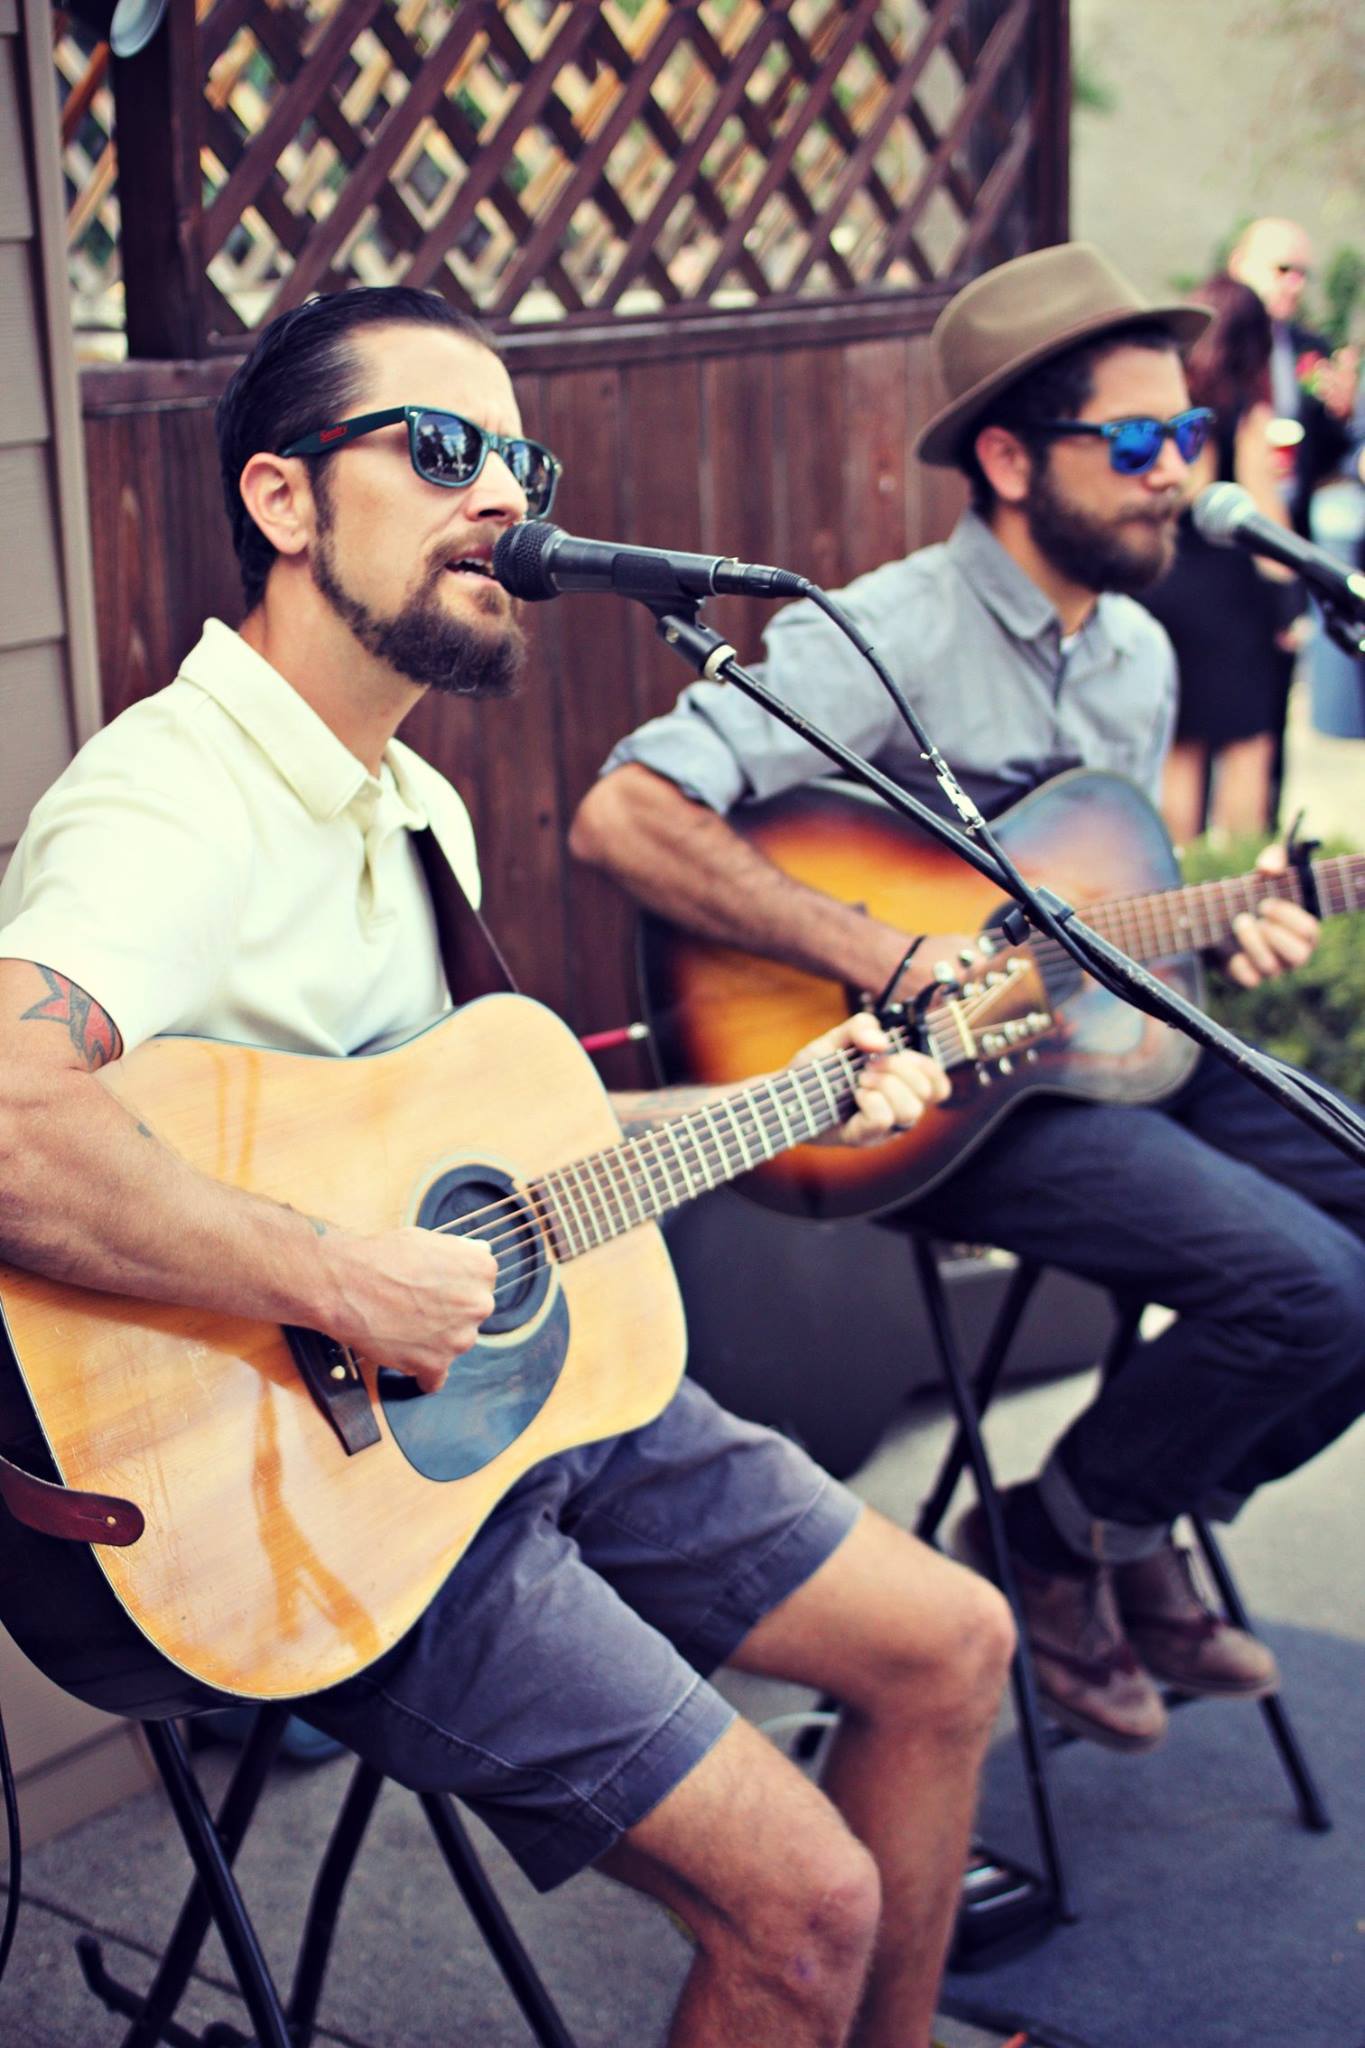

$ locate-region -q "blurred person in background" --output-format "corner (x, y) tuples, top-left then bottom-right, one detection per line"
(1228, 217), (1358, 537)
(1228, 219), (1362, 798)
(1140, 275), (1300, 844)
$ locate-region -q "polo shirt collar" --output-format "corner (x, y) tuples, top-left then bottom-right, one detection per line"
(946, 510), (1133, 662)
(179, 620), (429, 827)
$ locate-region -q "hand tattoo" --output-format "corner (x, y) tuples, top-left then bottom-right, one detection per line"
(21, 967), (122, 1070)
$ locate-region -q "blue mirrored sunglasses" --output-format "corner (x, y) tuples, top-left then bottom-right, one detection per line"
(281, 405), (562, 518)
(1031, 407), (1215, 475)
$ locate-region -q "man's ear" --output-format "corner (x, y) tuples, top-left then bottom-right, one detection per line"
(238, 452), (316, 562)
(973, 423), (1033, 508)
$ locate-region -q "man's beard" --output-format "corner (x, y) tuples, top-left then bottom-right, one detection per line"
(1024, 454), (1179, 597)
(311, 521), (526, 699)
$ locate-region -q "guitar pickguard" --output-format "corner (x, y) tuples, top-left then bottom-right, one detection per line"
(380, 1289), (570, 1483)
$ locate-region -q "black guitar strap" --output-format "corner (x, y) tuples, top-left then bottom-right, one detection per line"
(414, 826), (520, 1002)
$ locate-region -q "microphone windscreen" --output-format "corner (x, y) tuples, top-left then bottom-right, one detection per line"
(1189, 481), (1255, 545)
(493, 521), (561, 601)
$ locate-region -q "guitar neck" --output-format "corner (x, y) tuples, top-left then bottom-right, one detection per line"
(532, 1032), (911, 1259)
(1088, 852), (1365, 962)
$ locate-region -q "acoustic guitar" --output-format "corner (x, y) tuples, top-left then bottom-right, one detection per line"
(639, 768), (1364, 1221)
(0, 991), (925, 1711)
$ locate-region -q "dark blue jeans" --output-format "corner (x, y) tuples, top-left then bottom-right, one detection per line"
(905, 1052), (1365, 1548)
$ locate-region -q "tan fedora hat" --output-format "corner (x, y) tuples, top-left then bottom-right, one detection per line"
(915, 242), (1212, 468)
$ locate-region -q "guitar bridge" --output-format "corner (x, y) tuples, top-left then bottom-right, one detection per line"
(284, 1327), (381, 1456)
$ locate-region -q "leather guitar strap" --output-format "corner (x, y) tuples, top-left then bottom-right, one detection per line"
(0, 1456), (143, 1545)
(414, 825), (521, 1000)
(0, 828), (513, 1550)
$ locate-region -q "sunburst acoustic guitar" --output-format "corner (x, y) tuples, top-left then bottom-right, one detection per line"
(639, 768), (1364, 1222)
(0, 991), (926, 1713)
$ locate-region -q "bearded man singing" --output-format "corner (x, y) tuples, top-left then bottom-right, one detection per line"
(573, 244), (1365, 1756)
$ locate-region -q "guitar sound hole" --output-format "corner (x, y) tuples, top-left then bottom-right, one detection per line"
(416, 1164), (550, 1337)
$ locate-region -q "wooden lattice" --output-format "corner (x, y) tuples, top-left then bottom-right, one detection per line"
(57, 0), (1055, 351)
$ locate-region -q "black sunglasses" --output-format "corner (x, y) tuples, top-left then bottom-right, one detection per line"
(1030, 407), (1215, 475)
(281, 405), (562, 519)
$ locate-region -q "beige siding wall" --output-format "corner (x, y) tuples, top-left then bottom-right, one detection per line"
(0, 0), (155, 1844)
(0, 0), (99, 879)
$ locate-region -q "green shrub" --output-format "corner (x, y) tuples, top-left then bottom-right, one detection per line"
(1179, 833), (1365, 1101)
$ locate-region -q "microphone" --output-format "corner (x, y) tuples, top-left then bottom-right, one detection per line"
(1191, 483), (1365, 613)
(492, 521), (810, 605)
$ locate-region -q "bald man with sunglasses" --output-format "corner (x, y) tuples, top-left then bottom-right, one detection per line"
(573, 244), (1365, 1758)
(1229, 218), (1358, 537)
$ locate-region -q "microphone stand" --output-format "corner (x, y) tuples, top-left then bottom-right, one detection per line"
(1315, 594), (1365, 660)
(644, 599), (1365, 1169)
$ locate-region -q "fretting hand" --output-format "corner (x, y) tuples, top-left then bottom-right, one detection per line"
(791, 1011), (950, 1148)
(1222, 841), (1320, 989)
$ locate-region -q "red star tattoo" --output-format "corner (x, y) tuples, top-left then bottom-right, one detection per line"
(21, 967), (121, 1069)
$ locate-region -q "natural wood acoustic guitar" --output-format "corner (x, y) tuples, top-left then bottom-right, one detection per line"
(0, 991), (929, 1710)
(639, 768), (1364, 1221)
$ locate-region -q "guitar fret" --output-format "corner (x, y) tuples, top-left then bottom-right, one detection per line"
(738, 1086), (772, 1162)
(790, 1067), (827, 1139)
(666, 1121), (701, 1199)
(768, 1079), (797, 1150)
(543, 1169), (586, 1258)
(621, 1139), (662, 1222)
(720, 1094), (756, 1170)
(677, 1112), (718, 1196)
(700, 1102), (738, 1178)
(584, 1149), (629, 1237)
(613, 1147), (650, 1227)
(642, 1128), (684, 1209)
(810, 1059), (841, 1121)
(565, 1161), (603, 1249)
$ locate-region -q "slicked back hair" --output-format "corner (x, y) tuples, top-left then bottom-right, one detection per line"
(215, 287), (497, 611)
(962, 322), (1180, 514)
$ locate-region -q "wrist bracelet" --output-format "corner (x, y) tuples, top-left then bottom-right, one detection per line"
(874, 936), (926, 1011)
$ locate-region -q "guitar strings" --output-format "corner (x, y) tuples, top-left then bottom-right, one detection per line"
(412, 1007), (987, 1306)
(431, 1004), (968, 1255)
(463, 1028), (976, 1303)
(475, 858), (1365, 1299)
(450, 1053), (869, 1300)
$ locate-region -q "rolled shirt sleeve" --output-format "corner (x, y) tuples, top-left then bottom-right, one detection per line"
(599, 557), (937, 812)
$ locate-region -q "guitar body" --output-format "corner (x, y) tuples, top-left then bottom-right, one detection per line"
(640, 770), (1203, 1220)
(0, 996), (686, 1707)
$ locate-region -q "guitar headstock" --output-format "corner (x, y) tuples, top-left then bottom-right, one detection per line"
(925, 951), (1054, 1081)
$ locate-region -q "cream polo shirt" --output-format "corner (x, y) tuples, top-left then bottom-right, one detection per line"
(0, 619), (481, 1058)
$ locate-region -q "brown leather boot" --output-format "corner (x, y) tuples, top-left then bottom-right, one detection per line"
(953, 1502), (1167, 1752)
(1115, 1542), (1280, 1699)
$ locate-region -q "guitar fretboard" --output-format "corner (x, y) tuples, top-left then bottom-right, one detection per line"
(530, 1032), (911, 1259)
(1044, 853), (1365, 965)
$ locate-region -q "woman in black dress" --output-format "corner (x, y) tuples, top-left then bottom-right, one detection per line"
(1141, 275), (1300, 844)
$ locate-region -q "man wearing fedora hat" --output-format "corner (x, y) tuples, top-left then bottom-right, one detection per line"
(573, 243), (1365, 1755)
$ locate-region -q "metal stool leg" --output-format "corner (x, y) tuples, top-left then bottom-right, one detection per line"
(285, 1757), (386, 2048)
(911, 1240), (1075, 1924)
(90, 1713), (294, 2048)
(422, 1793), (579, 2048)
(1189, 1515), (1333, 1833)
(916, 1254), (1044, 1546)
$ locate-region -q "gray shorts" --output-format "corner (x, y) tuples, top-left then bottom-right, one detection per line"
(302, 1378), (861, 1890)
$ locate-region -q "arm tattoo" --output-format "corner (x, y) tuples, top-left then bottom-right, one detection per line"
(20, 966), (122, 1070)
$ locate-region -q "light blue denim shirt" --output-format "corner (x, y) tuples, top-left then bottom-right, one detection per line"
(600, 510), (1177, 820)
